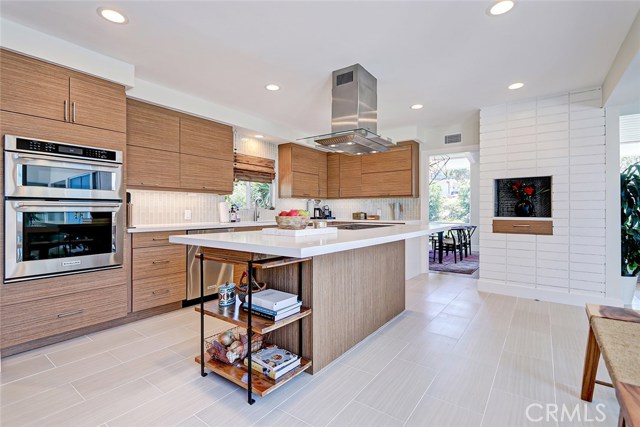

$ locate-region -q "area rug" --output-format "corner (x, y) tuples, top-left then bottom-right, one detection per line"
(429, 251), (479, 275)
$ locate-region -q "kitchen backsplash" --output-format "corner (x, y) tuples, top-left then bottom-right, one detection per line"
(128, 189), (224, 225)
(324, 198), (421, 220)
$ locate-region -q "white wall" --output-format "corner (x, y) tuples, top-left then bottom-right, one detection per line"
(478, 88), (621, 306)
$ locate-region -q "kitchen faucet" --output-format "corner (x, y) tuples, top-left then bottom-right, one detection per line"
(253, 198), (262, 222)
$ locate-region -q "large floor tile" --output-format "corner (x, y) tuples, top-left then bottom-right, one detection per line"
(515, 298), (550, 315)
(197, 373), (313, 427)
(442, 299), (482, 318)
(423, 312), (471, 339)
(71, 348), (184, 399)
(47, 327), (145, 366)
(0, 335), (91, 365)
(425, 355), (496, 414)
(355, 359), (438, 421)
(510, 310), (551, 334)
(0, 351), (120, 407)
(28, 378), (162, 427)
(328, 401), (402, 427)
(175, 416), (210, 427)
(255, 409), (313, 427)
(493, 351), (555, 404)
(339, 333), (407, 375)
(404, 396), (483, 427)
(144, 358), (201, 393)
(0, 354), (55, 385)
(396, 332), (457, 370)
(278, 364), (372, 427)
(554, 381), (619, 427)
(504, 327), (553, 362)
(481, 389), (553, 427)
(0, 384), (83, 426)
(108, 326), (198, 362)
(376, 311), (434, 341)
(107, 374), (236, 427)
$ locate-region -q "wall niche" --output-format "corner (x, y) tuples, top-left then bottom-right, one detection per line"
(494, 176), (552, 218)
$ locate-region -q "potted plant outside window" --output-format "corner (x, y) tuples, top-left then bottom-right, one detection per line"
(621, 163), (640, 305)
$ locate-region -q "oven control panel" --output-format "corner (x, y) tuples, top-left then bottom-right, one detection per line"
(15, 138), (118, 162)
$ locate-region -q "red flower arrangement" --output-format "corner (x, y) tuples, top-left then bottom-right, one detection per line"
(511, 180), (548, 200)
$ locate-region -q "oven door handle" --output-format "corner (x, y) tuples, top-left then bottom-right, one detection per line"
(13, 153), (121, 169)
(13, 201), (122, 211)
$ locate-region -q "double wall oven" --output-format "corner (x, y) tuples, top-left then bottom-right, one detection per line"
(4, 135), (124, 282)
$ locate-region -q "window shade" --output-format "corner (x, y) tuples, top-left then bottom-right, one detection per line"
(233, 153), (276, 183)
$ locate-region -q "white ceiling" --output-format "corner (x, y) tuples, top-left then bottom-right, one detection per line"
(1, 1), (639, 138)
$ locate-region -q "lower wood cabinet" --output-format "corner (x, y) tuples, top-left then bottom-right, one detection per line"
(132, 273), (186, 312)
(131, 232), (187, 312)
(1, 284), (127, 349)
(492, 219), (553, 235)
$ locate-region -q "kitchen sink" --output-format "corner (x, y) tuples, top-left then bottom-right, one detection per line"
(335, 224), (395, 230)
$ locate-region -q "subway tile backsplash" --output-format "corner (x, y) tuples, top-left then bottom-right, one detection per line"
(128, 189), (224, 225)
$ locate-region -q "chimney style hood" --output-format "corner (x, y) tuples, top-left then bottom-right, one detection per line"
(300, 64), (395, 155)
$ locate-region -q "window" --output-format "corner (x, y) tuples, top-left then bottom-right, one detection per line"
(226, 181), (272, 209)
(429, 154), (471, 223)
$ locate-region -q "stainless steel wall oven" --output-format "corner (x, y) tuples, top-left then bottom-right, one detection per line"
(4, 135), (124, 282)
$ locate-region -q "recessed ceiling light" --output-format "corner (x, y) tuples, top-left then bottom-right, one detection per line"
(254, 134), (264, 138)
(488, 0), (514, 16)
(97, 7), (128, 24)
(265, 84), (280, 91)
(410, 104), (424, 110)
(508, 82), (524, 90)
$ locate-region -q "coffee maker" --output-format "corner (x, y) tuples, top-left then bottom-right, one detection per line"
(308, 199), (323, 219)
(322, 205), (335, 219)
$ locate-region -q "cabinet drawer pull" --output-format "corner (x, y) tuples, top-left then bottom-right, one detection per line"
(151, 237), (169, 241)
(140, 182), (160, 186)
(71, 101), (76, 123)
(512, 224), (531, 228)
(152, 289), (170, 295)
(202, 186), (216, 189)
(152, 260), (170, 264)
(64, 100), (68, 122)
(57, 309), (83, 318)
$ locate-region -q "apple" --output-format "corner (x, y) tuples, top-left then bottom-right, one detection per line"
(289, 209), (299, 216)
(278, 211), (289, 217)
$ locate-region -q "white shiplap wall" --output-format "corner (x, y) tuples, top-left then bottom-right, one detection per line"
(478, 88), (608, 303)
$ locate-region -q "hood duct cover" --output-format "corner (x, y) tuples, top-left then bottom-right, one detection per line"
(300, 64), (395, 154)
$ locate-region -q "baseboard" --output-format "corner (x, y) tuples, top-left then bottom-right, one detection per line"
(477, 279), (624, 308)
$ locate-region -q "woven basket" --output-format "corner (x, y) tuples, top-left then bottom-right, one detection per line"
(275, 215), (310, 230)
(236, 270), (267, 302)
(205, 327), (264, 365)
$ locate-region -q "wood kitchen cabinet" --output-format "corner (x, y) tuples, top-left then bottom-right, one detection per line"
(131, 231), (187, 312)
(327, 153), (341, 198)
(360, 141), (419, 197)
(125, 99), (234, 193)
(278, 143), (328, 198)
(180, 153), (234, 194)
(180, 115), (233, 161)
(0, 49), (126, 133)
(339, 154), (362, 198)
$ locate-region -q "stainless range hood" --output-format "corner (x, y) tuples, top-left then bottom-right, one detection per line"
(300, 64), (394, 155)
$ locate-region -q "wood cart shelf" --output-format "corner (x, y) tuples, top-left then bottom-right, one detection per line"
(195, 355), (312, 397)
(196, 300), (311, 334)
(194, 252), (312, 404)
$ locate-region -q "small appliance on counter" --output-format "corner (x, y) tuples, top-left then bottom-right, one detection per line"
(322, 205), (335, 219)
(352, 212), (367, 220)
(308, 199), (322, 219)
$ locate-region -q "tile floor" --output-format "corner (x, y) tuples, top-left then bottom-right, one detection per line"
(0, 273), (620, 427)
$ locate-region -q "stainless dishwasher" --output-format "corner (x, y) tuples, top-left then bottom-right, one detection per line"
(186, 228), (234, 300)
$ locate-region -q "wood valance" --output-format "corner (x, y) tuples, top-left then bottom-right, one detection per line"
(233, 153), (276, 183)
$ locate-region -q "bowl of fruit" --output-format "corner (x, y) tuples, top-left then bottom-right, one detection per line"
(275, 209), (311, 230)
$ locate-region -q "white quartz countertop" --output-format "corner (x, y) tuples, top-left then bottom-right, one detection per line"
(168, 223), (450, 258)
(127, 218), (421, 233)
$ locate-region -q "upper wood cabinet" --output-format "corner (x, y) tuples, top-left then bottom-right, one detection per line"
(180, 116), (233, 161)
(126, 99), (234, 194)
(327, 154), (341, 198)
(339, 155), (362, 198)
(0, 49), (126, 133)
(278, 143), (327, 198)
(360, 141), (420, 197)
(126, 99), (180, 152)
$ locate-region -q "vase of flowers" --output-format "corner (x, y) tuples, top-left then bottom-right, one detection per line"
(511, 180), (544, 217)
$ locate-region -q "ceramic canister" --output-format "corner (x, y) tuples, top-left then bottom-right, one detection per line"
(218, 282), (236, 306)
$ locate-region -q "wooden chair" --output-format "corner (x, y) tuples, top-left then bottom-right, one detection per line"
(441, 229), (465, 263)
(463, 225), (477, 256)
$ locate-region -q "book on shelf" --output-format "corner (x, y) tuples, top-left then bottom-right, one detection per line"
(242, 301), (302, 316)
(242, 304), (300, 321)
(245, 289), (298, 311)
(244, 345), (301, 379)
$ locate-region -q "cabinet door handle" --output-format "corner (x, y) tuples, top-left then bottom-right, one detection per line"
(202, 186), (217, 190)
(152, 259), (170, 264)
(72, 101), (76, 123)
(57, 309), (83, 318)
(151, 237), (169, 241)
(64, 100), (68, 122)
(152, 289), (170, 295)
(512, 224), (531, 228)
(140, 182), (160, 186)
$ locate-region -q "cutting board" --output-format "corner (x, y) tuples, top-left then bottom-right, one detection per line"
(262, 227), (338, 237)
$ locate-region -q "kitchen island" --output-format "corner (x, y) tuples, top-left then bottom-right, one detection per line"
(170, 223), (447, 376)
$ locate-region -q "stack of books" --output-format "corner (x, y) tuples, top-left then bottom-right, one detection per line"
(244, 344), (301, 380)
(242, 289), (301, 321)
